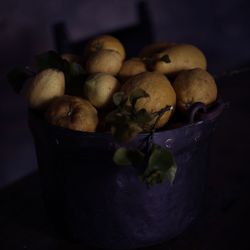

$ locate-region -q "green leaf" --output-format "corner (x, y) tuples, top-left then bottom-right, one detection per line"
(142, 144), (176, 186)
(113, 148), (131, 166)
(36, 51), (86, 96)
(160, 55), (171, 63)
(129, 88), (149, 108)
(134, 109), (154, 125)
(113, 92), (125, 106)
(35, 50), (65, 72)
(69, 62), (85, 76)
(7, 67), (35, 93)
(113, 147), (145, 166)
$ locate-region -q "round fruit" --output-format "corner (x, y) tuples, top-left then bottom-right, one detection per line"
(172, 68), (218, 111)
(84, 34), (126, 60)
(139, 42), (176, 58)
(121, 72), (176, 128)
(27, 68), (65, 110)
(118, 57), (147, 81)
(46, 95), (98, 132)
(152, 44), (207, 75)
(85, 49), (123, 75)
(83, 73), (120, 109)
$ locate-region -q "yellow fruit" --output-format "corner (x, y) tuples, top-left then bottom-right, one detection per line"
(85, 49), (123, 75)
(121, 72), (176, 128)
(152, 44), (207, 75)
(84, 34), (126, 60)
(46, 95), (98, 132)
(172, 68), (218, 111)
(83, 73), (120, 109)
(118, 57), (147, 81)
(27, 69), (65, 110)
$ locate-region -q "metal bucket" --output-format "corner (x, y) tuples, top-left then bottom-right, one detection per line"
(28, 101), (225, 249)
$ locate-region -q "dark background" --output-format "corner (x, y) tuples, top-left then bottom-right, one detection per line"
(0, 0), (250, 188)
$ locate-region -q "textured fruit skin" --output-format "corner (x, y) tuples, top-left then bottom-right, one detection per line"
(121, 72), (176, 128)
(172, 68), (218, 111)
(27, 69), (65, 110)
(46, 95), (98, 132)
(118, 57), (147, 81)
(85, 49), (123, 75)
(152, 44), (207, 75)
(84, 35), (126, 60)
(83, 73), (120, 109)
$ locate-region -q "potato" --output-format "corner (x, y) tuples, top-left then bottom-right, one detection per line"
(151, 44), (207, 75)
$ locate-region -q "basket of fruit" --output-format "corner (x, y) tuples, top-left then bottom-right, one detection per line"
(8, 35), (226, 249)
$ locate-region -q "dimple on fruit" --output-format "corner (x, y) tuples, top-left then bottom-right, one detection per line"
(46, 95), (98, 132)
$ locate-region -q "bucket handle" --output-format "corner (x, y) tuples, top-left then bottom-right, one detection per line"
(188, 99), (228, 124)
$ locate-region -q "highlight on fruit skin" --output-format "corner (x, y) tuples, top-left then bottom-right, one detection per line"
(151, 44), (207, 75)
(45, 95), (98, 132)
(118, 57), (147, 82)
(26, 68), (65, 110)
(83, 73), (121, 109)
(84, 34), (126, 61)
(121, 71), (176, 129)
(85, 49), (123, 75)
(172, 68), (218, 112)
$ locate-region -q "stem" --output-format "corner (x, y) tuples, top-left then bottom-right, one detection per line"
(144, 105), (174, 158)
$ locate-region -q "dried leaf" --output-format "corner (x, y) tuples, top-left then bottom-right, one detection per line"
(160, 54), (171, 63)
(129, 88), (149, 108)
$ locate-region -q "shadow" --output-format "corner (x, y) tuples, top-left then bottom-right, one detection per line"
(1, 71), (250, 250)
(53, 1), (154, 57)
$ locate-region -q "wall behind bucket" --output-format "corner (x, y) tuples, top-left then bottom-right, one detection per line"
(0, 0), (250, 188)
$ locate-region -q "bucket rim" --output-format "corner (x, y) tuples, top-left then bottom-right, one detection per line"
(28, 99), (226, 140)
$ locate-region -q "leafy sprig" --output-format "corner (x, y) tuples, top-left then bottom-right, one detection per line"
(7, 50), (86, 95)
(105, 89), (154, 143)
(7, 50), (177, 187)
(108, 89), (177, 187)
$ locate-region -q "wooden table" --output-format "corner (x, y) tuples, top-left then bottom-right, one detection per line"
(1, 71), (250, 250)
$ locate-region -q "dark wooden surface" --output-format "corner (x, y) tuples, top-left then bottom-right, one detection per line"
(1, 71), (250, 250)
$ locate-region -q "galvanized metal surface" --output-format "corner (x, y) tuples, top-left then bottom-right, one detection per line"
(28, 103), (224, 249)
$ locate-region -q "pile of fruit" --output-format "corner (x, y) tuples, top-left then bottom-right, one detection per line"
(13, 34), (217, 135)
(8, 35), (218, 186)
